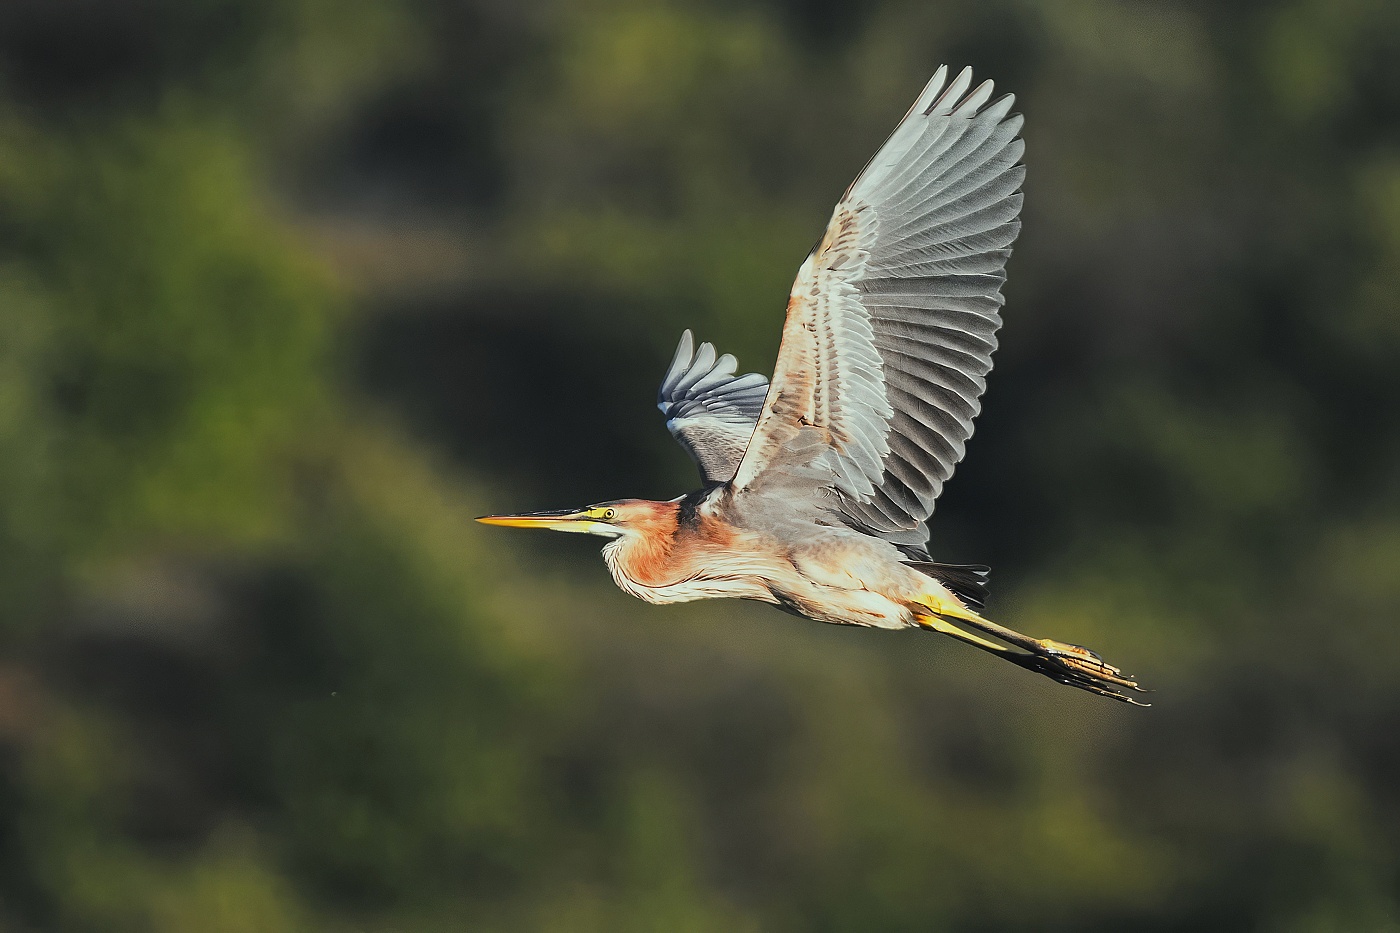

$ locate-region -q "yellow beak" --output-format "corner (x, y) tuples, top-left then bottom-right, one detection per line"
(476, 509), (605, 535)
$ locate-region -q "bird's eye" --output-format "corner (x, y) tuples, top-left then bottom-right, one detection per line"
(603, 508), (616, 520)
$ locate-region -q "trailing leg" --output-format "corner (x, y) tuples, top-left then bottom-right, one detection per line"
(915, 601), (1149, 705)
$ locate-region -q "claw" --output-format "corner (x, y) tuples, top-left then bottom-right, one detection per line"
(1025, 640), (1151, 705)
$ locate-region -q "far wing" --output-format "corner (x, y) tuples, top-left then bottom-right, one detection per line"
(732, 66), (1024, 545)
(658, 330), (769, 485)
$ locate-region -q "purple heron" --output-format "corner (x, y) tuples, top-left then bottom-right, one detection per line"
(480, 66), (1147, 704)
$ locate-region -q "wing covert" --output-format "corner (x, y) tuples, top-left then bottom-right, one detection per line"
(732, 66), (1024, 545)
(658, 330), (769, 485)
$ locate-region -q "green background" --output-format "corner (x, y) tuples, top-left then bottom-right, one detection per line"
(1, 0), (1398, 929)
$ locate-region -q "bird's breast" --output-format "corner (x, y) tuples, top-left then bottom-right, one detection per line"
(601, 528), (777, 606)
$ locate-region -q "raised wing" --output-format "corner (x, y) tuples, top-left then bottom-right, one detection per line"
(732, 66), (1024, 545)
(658, 330), (769, 485)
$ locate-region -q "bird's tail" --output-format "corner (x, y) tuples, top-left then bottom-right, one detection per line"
(904, 561), (990, 609)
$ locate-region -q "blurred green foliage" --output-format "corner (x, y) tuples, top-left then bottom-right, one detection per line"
(1, 0), (1399, 930)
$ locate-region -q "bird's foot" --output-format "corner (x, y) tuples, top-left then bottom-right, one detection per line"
(1024, 639), (1151, 706)
(918, 606), (1151, 705)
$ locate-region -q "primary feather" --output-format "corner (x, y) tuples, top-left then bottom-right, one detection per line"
(728, 65), (1024, 547)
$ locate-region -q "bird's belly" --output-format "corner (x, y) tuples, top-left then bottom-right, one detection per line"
(769, 581), (913, 630)
(630, 573), (910, 629)
(603, 535), (929, 628)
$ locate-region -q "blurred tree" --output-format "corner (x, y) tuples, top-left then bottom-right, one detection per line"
(0, 0), (1398, 931)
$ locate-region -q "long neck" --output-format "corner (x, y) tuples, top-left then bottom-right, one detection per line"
(601, 502), (684, 595)
(600, 499), (778, 605)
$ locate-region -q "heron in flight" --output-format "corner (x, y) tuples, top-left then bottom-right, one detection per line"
(480, 66), (1147, 704)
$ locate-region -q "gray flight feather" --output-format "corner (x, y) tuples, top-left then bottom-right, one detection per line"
(731, 66), (1024, 547)
(658, 329), (770, 485)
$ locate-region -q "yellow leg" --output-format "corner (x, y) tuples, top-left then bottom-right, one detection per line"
(917, 613), (1025, 657)
(916, 601), (1150, 706)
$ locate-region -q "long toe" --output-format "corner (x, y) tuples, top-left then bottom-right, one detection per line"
(1027, 640), (1151, 705)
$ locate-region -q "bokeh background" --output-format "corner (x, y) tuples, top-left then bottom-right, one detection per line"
(1, 0), (1398, 930)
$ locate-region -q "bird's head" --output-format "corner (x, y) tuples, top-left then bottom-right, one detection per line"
(476, 499), (676, 540)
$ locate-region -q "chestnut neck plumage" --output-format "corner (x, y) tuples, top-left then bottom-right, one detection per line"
(600, 498), (776, 605)
(601, 500), (681, 596)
